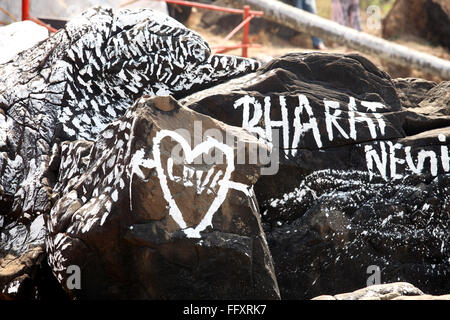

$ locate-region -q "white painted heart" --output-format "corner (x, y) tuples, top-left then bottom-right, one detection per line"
(152, 130), (235, 238)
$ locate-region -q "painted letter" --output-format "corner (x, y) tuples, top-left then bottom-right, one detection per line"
(348, 97), (357, 140)
(387, 141), (404, 180)
(439, 134), (449, 172)
(405, 147), (438, 176)
(264, 96), (289, 155)
(365, 142), (388, 180)
(234, 95), (265, 138)
(291, 95), (322, 155)
(324, 100), (349, 141)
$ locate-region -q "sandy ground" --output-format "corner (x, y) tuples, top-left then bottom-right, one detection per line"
(185, 5), (450, 83)
(1, 0), (448, 81)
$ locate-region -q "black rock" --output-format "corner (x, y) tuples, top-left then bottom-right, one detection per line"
(0, 7), (260, 298)
(181, 52), (450, 298)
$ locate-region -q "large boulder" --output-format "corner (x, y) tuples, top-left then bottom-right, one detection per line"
(181, 52), (450, 298)
(46, 96), (280, 299)
(0, 21), (49, 64)
(0, 7), (259, 298)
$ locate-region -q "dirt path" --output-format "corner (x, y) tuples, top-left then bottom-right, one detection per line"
(185, 6), (450, 82)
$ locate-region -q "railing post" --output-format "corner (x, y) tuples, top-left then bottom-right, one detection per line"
(242, 5), (250, 57)
(22, 0), (30, 21)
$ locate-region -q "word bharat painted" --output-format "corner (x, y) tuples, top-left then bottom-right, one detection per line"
(233, 94), (387, 156)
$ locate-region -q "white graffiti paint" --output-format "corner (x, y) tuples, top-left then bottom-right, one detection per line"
(365, 136), (449, 180)
(233, 94), (448, 180)
(145, 130), (252, 238)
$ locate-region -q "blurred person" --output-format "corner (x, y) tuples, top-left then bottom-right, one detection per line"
(331, 0), (362, 31)
(295, 0), (327, 50)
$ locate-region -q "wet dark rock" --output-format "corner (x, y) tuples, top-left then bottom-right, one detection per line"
(1, 8), (448, 299)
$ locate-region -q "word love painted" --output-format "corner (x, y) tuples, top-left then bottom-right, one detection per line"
(365, 134), (450, 180)
(131, 130), (252, 238)
(233, 94), (387, 156)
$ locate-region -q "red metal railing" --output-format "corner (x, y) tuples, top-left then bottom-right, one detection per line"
(241, 5), (251, 57)
(21, 0), (58, 33)
(21, 0), (30, 20)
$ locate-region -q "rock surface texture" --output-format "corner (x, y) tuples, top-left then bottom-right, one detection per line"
(0, 21), (49, 64)
(0, 7), (449, 300)
(312, 282), (450, 300)
(182, 53), (450, 299)
(0, 7), (262, 299)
